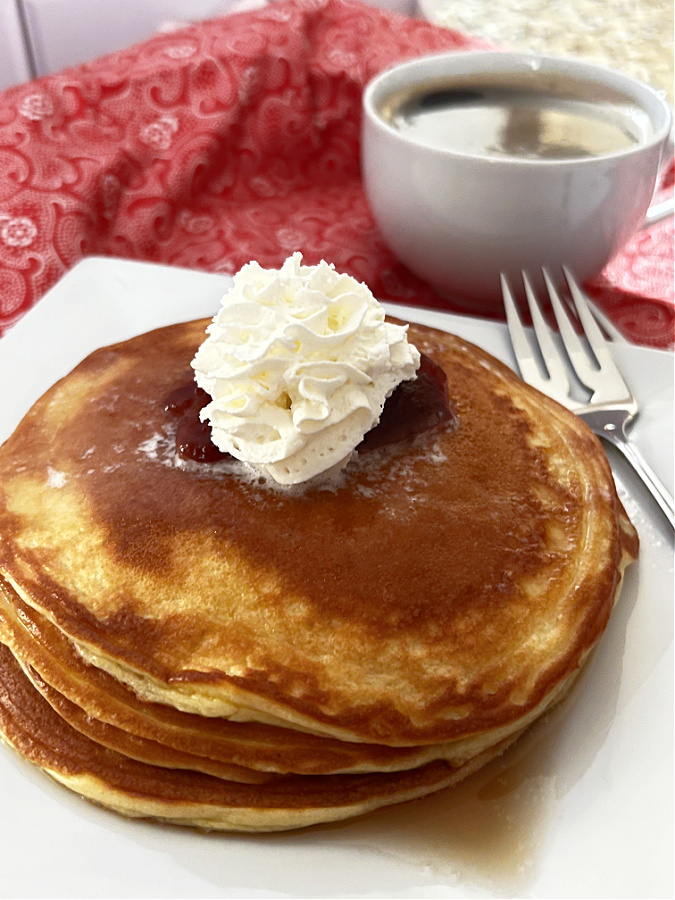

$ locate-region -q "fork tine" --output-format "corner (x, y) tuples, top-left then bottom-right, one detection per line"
(583, 296), (626, 343)
(562, 268), (633, 404)
(522, 271), (575, 398)
(501, 273), (546, 390)
(543, 269), (601, 391)
(501, 272), (573, 407)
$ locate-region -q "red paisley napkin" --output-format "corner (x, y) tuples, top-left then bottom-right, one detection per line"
(0, 0), (672, 346)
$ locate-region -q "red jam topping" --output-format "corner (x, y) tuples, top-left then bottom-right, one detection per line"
(164, 385), (230, 463)
(165, 354), (454, 464)
(357, 353), (454, 452)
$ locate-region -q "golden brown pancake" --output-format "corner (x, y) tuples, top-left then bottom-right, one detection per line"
(0, 576), (521, 777)
(0, 642), (519, 831)
(0, 316), (637, 828)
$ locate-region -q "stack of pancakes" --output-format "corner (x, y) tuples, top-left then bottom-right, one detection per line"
(0, 317), (637, 831)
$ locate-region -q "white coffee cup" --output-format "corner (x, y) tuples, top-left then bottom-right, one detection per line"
(361, 51), (673, 314)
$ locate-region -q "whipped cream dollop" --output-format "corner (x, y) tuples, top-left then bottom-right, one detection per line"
(191, 253), (420, 485)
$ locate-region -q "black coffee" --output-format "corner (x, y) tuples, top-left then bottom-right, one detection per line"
(380, 82), (651, 160)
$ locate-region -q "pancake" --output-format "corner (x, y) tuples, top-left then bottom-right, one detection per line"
(0, 575), (531, 776)
(0, 642), (521, 832)
(0, 314), (637, 829)
(0, 319), (636, 738)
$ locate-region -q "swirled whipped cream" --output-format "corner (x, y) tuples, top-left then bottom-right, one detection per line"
(191, 253), (420, 485)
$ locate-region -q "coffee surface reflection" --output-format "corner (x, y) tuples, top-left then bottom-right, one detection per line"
(381, 84), (652, 160)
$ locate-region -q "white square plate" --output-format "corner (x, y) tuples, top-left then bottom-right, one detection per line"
(0, 257), (672, 899)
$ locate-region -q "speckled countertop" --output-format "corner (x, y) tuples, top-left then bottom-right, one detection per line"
(421, 0), (673, 105)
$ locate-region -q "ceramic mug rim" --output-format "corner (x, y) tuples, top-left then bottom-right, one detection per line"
(363, 50), (673, 167)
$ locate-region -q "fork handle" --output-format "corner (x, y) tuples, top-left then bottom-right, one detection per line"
(603, 432), (675, 529)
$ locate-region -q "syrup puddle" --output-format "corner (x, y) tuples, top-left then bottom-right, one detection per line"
(311, 617), (627, 896)
(318, 714), (559, 895)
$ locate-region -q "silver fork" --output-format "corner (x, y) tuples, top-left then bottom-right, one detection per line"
(502, 268), (675, 529)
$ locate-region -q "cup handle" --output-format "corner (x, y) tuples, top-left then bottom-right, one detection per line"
(642, 196), (674, 228)
(642, 127), (674, 229)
